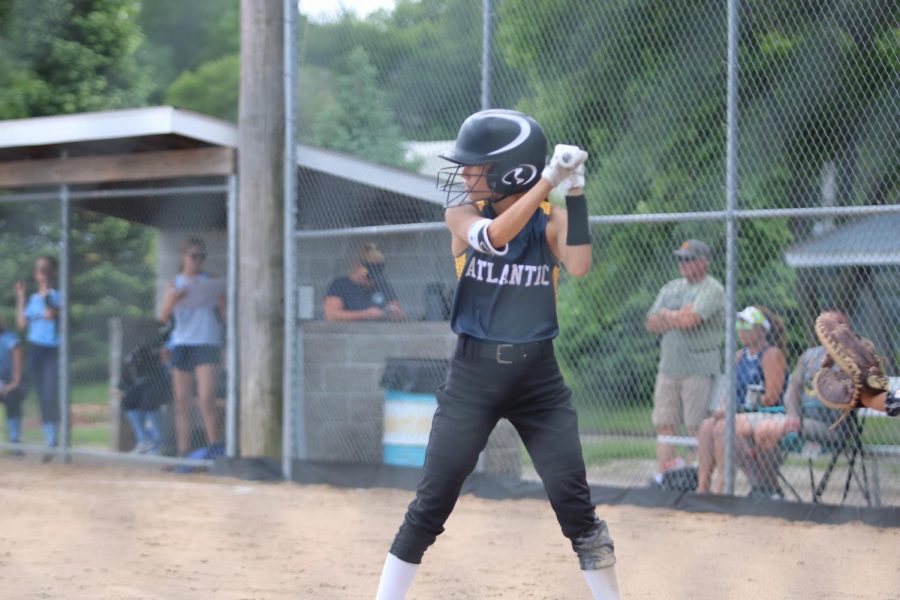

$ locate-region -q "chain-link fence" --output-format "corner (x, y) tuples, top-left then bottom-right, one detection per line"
(287, 0), (899, 508)
(0, 0), (895, 510)
(0, 195), (60, 456)
(0, 174), (236, 470)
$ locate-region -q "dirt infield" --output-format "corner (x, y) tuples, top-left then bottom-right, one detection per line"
(1, 459), (898, 599)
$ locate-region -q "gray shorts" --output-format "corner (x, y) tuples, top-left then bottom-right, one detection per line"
(652, 373), (715, 429)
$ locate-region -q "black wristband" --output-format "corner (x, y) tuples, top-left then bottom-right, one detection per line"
(565, 194), (590, 246)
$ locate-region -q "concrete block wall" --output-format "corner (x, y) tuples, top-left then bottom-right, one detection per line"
(298, 321), (523, 477)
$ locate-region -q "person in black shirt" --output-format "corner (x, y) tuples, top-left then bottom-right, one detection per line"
(374, 110), (621, 599)
(323, 243), (405, 322)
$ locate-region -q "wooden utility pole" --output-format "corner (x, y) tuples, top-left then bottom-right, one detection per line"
(238, 0), (284, 456)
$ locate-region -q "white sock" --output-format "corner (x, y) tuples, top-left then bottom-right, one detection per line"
(582, 565), (622, 600)
(375, 553), (418, 600)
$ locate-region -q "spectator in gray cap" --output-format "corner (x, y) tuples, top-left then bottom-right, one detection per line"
(645, 238), (724, 487)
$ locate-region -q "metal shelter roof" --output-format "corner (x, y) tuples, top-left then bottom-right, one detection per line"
(0, 106), (237, 160)
(0, 106), (443, 208)
(784, 214), (900, 268)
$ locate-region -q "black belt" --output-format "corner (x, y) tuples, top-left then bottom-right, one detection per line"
(457, 336), (553, 364)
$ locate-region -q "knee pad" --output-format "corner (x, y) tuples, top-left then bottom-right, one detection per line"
(571, 518), (616, 570)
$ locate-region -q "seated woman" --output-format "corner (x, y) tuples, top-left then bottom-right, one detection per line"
(748, 312), (853, 494)
(696, 305), (787, 495)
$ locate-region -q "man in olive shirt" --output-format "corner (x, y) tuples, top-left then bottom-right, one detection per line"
(645, 239), (724, 485)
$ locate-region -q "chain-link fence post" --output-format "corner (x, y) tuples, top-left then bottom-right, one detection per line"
(481, 0), (494, 110)
(283, 0), (300, 480)
(722, 0), (741, 496)
(58, 182), (71, 464)
(226, 173), (240, 458)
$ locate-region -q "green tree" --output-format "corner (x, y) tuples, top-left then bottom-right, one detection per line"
(308, 46), (418, 168)
(142, 0), (508, 141)
(299, 0), (528, 141)
(497, 0), (898, 412)
(0, 0), (157, 382)
(136, 0), (241, 117)
(165, 54), (240, 121)
(67, 211), (156, 380)
(137, 0), (239, 102)
(0, 0), (150, 117)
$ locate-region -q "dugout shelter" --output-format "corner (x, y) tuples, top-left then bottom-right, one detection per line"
(0, 106), (451, 468)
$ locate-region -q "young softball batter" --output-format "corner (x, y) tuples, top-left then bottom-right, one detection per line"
(375, 109), (621, 599)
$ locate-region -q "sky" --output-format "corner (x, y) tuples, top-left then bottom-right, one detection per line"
(300, 0), (397, 22)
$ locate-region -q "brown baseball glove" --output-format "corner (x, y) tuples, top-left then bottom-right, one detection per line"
(813, 312), (889, 416)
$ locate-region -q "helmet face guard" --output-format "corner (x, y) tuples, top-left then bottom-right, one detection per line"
(438, 109), (547, 208)
(437, 162), (494, 208)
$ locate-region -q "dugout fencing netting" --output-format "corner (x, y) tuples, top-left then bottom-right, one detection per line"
(286, 0), (899, 508)
(0, 179), (236, 468)
(0, 0), (893, 514)
(734, 214), (900, 506)
(67, 178), (233, 465)
(727, 0), (899, 506)
(0, 193), (63, 455)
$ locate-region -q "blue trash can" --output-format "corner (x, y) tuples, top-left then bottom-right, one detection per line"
(380, 358), (448, 467)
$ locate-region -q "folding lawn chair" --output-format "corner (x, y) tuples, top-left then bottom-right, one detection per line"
(777, 408), (876, 506)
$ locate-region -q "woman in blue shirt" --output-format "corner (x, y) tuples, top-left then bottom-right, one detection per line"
(15, 256), (62, 453)
(159, 238), (225, 459)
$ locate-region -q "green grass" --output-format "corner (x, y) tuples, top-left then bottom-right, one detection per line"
(539, 404), (900, 470)
(576, 404), (654, 435)
(4, 380), (111, 448)
(7, 383), (900, 463)
(523, 435), (656, 469)
(581, 437), (656, 464)
(71, 381), (110, 405)
(71, 424), (110, 447)
(577, 404), (900, 446)
(861, 417), (900, 446)
(18, 425), (109, 448)
(517, 405), (658, 469)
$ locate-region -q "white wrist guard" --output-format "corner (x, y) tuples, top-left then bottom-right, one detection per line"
(541, 144), (588, 187)
(565, 163), (585, 191)
(467, 218), (508, 256)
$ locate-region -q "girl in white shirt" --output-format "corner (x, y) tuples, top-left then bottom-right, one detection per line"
(159, 238), (225, 458)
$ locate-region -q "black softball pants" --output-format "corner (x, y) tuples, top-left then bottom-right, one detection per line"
(390, 335), (599, 564)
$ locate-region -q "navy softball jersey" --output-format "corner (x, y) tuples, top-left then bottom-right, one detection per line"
(451, 203), (559, 343)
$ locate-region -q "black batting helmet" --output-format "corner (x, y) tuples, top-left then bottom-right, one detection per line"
(438, 109), (547, 207)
